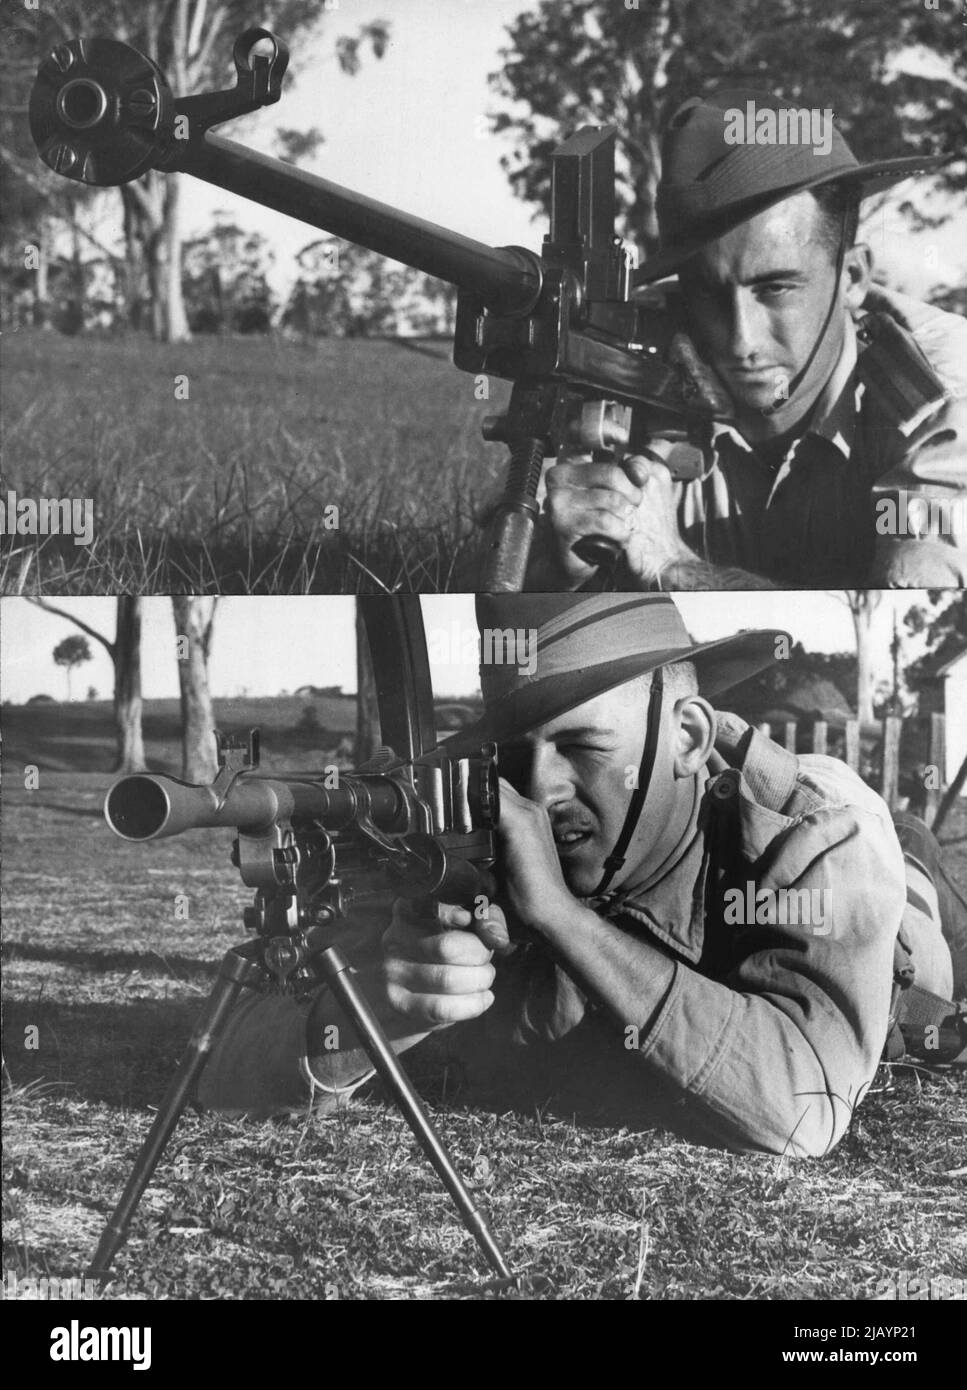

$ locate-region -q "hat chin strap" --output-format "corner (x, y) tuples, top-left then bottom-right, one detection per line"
(591, 666), (664, 898)
(756, 205), (849, 418)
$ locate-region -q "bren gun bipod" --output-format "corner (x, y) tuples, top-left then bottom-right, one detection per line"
(87, 596), (514, 1288)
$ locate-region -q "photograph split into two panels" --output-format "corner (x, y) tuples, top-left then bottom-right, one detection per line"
(2, 0), (966, 1318)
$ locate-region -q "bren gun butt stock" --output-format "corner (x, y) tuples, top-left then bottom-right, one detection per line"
(86, 597), (515, 1289)
(29, 27), (733, 591)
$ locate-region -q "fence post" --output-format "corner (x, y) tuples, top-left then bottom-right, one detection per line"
(757, 722), (771, 740)
(812, 720), (828, 756)
(844, 719), (860, 772)
(881, 716), (902, 812)
(784, 719), (797, 753)
(925, 713), (946, 825)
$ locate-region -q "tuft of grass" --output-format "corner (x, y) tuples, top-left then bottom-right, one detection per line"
(3, 776), (965, 1300)
(1, 331), (508, 594)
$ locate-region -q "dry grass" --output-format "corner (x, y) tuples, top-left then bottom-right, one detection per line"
(3, 767), (965, 1300)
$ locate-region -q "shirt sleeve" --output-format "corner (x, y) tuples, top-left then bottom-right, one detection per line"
(629, 802), (907, 1157)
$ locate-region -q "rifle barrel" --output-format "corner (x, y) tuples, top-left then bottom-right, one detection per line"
(104, 772), (405, 842)
(183, 133), (543, 317)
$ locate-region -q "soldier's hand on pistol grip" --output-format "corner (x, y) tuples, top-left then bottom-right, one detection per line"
(544, 452), (692, 585)
(377, 899), (509, 1029)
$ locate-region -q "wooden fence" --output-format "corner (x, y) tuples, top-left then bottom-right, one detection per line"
(755, 712), (948, 822)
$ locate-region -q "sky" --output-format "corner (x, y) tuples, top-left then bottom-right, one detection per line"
(0, 592), (944, 705)
(79, 0), (967, 301)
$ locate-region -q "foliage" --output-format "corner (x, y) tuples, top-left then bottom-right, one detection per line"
(183, 219), (276, 334)
(0, 1), (388, 338)
(904, 593), (967, 693)
(489, 0), (967, 251)
(51, 633), (92, 699)
(283, 240), (457, 339)
(52, 634), (92, 671)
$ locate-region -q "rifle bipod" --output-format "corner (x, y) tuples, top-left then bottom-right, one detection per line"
(87, 937), (514, 1287)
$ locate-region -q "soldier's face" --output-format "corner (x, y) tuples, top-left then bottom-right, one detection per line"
(678, 192), (865, 426)
(500, 678), (677, 897)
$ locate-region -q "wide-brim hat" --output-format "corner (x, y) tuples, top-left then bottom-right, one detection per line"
(635, 88), (950, 285)
(438, 593), (785, 754)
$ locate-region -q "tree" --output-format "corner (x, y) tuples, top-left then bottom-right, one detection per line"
(841, 591), (880, 725)
(172, 596), (218, 781)
(183, 217), (276, 332)
(52, 634), (92, 700)
(282, 239), (457, 338)
(489, 0), (967, 255)
(32, 597), (147, 769)
(0, 0), (117, 330)
(904, 592), (967, 686)
(7, 2), (389, 340)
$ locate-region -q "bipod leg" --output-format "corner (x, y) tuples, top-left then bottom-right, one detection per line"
(87, 941), (264, 1284)
(317, 946), (514, 1283)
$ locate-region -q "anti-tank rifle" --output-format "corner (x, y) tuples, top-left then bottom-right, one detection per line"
(30, 26), (731, 590)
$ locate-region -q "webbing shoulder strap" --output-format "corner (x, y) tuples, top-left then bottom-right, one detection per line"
(856, 311), (947, 439)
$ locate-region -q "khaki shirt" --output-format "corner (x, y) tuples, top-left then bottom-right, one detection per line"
(197, 714), (907, 1159)
(668, 287), (967, 586)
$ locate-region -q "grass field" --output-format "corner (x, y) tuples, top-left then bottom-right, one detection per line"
(2, 703), (965, 1300)
(1, 331), (510, 595)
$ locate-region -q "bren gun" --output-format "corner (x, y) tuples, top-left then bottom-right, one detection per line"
(29, 27), (731, 591)
(86, 597), (515, 1289)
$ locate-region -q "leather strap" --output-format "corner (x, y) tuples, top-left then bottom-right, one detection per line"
(592, 666), (664, 896)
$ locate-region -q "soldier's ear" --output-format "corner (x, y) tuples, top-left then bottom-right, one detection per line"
(842, 242), (872, 310)
(673, 695), (715, 779)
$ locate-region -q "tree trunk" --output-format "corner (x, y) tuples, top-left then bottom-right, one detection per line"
(63, 205), (85, 335)
(113, 597), (146, 772)
(355, 603), (381, 765)
(161, 173), (191, 342)
(121, 187), (147, 330)
(848, 592), (878, 725)
(172, 596), (218, 782)
(33, 220), (51, 329)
